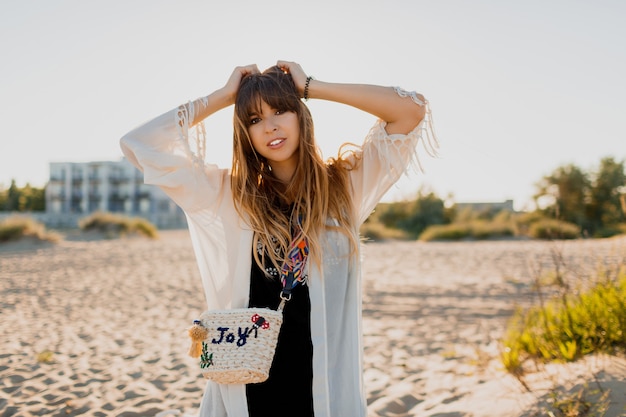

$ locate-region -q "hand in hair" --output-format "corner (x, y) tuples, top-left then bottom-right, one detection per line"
(276, 60), (309, 97)
(222, 64), (261, 105)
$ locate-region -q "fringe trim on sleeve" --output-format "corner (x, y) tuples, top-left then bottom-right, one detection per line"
(365, 88), (439, 176)
(176, 97), (209, 168)
(393, 86), (439, 160)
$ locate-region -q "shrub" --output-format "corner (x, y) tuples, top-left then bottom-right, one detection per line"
(0, 216), (61, 243)
(513, 211), (544, 235)
(360, 221), (409, 241)
(419, 221), (516, 241)
(501, 273), (626, 372)
(592, 223), (626, 238)
(375, 191), (447, 238)
(419, 223), (471, 241)
(79, 212), (159, 239)
(528, 219), (581, 240)
(470, 220), (516, 239)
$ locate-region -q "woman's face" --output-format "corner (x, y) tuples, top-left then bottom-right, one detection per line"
(248, 100), (300, 182)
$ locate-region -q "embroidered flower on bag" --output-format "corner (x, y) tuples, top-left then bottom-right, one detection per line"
(251, 314), (270, 330)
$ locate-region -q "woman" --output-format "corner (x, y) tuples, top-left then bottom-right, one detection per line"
(120, 60), (436, 417)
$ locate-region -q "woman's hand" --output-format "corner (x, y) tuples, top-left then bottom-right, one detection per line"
(222, 64), (260, 104)
(276, 60), (309, 97)
(186, 64), (259, 125)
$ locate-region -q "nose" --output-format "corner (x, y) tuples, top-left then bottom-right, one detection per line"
(264, 116), (278, 133)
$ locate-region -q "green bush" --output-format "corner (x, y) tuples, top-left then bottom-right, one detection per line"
(501, 273), (626, 373)
(360, 221), (409, 241)
(470, 220), (516, 239)
(419, 220), (516, 241)
(0, 216), (61, 243)
(374, 191), (448, 238)
(79, 212), (159, 239)
(528, 219), (581, 240)
(419, 223), (471, 241)
(592, 223), (626, 238)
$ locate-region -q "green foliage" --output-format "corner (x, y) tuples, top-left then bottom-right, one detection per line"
(0, 179), (46, 211)
(361, 155), (625, 241)
(501, 272), (626, 372)
(535, 164), (591, 227)
(592, 223), (626, 238)
(79, 211), (159, 239)
(359, 221), (409, 241)
(588, 157), (626, 233)
(376, 190), (447, 238)
(471, 220), (516, 239)
(403, 191), (447, 236)
(0, 216), (61, 243)
(419, 223), (471, 241)
(419, 219), (516, 241)
(528, 219), (581, 240)
(377, 200), (413, 230)
(535, 157), (626, 236)
(546, 385), (611, 417)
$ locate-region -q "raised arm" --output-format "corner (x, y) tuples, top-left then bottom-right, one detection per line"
(277, 60), (426, 135)
(119, 64), (261, 212)
(187, 64), (261, 126)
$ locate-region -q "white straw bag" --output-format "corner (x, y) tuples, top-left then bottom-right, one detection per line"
(188, 307), (283, 384)
(188, 231), (308, 384)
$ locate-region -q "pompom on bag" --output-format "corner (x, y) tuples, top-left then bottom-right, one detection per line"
(188, 307), (283, 384)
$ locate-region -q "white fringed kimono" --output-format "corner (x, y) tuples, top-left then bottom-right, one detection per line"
(120, 89), (436, 417)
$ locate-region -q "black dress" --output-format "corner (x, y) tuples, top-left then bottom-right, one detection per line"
(245, 244), (314, 417)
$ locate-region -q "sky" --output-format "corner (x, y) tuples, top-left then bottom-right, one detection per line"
(1, 0), (625, 211)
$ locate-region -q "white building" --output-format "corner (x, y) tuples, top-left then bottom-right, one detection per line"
(45, 159), (186, 228)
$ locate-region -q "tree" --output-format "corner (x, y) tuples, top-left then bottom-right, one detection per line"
(588, 157), (626, 231)
(4, 180), (20, 211)
(397, 190), (446, 237)
(376, 190), (447, 238)
(0, 179), (46, 211)
(20, 183), (46, 211)
(534, 164), (591, 231)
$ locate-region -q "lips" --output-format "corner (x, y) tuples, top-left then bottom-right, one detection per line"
(267, 138), (285, 148)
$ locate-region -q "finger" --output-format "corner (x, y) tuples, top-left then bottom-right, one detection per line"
(276, 60), (307, 92)
(245, 64), (260, 75)
(237, 64), (260, 77)
(276, 60), (296, 73)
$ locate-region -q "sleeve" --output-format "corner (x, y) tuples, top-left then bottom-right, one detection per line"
(119, 100), (227, 214)
(349, 92), (438, 225)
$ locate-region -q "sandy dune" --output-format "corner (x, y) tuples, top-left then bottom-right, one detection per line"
(1, 231), (625, 416)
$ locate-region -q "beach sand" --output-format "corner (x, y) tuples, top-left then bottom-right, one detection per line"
(1, 231), (625, 416)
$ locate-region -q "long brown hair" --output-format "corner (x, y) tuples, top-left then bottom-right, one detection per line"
(231, 66), (357, 273)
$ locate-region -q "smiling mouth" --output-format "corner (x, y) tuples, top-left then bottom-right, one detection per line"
(268, 139), (285, 147)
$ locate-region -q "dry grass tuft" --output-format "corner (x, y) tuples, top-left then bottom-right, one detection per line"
(0, 216), (61, 243)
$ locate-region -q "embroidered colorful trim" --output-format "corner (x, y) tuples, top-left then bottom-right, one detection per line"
(280, 235), (309, 296)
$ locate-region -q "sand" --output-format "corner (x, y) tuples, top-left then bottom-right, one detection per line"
(1, 231), (625, 416)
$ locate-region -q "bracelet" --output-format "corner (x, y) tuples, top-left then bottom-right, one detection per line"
(303, 76), (313, 101)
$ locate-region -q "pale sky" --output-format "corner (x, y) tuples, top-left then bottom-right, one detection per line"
(1, 0), (624, 210)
